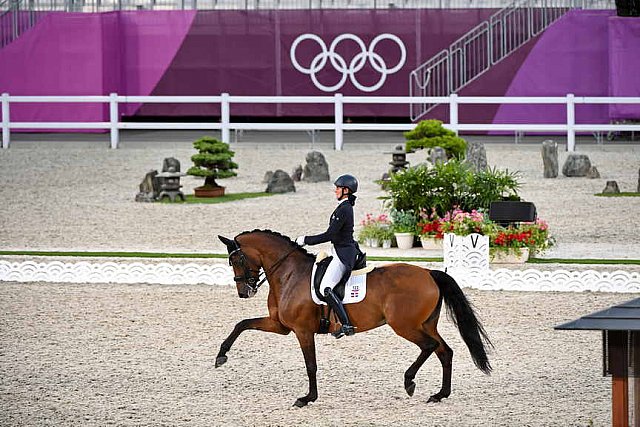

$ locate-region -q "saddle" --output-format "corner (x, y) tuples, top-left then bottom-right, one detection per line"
(313, 249), (370, 303)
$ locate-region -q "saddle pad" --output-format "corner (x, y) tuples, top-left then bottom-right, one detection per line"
(310, 262), (367, 306)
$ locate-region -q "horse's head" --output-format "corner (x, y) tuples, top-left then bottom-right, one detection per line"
(219, 234), (263, 298)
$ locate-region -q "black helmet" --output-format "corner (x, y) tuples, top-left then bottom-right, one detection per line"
(334, 174), (358, 193)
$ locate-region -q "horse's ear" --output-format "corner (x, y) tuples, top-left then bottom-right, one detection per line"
(218, 235), (236, 248)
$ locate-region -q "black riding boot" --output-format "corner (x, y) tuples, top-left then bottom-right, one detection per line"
(324, 288), (356, 338)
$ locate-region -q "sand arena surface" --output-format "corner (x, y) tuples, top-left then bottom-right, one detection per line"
(1, 135), (640, 425)
(0, 282), (633, 426)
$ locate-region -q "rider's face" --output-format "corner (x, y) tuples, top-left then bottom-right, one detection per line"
(335, 186), (343, 200)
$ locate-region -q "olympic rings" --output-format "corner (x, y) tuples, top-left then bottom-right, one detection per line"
(289, 33), (407, 93)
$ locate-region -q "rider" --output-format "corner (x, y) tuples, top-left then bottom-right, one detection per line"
(296, 174), (358, 339)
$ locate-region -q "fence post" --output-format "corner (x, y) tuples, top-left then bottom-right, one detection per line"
(449, 93), (459, 135)
(1, 93), (10, 149)
(221, 93), (230, 144)
(566, 93), (575, 152)
(334, 93), (343, 151)
(109, 93), (119, 149)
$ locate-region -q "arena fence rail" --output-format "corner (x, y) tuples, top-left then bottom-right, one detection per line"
(1, 92), (640, 151)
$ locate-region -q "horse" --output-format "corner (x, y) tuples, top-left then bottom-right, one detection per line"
(216, 229), (493, 408)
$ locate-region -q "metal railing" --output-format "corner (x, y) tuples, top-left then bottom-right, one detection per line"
(2, 93), (640, 151)
(0, 0), (616, 12)
(409, 0), (614, 121)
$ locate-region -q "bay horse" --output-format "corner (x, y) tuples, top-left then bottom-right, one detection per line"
(216, 229), (492, 407)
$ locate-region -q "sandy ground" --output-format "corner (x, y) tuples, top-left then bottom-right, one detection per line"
(0, 134), (639, 258)
(0, 282), (632, 427)
(1, 133), (640, 426)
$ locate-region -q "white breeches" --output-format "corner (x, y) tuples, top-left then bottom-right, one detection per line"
(320, 249), (346, 294)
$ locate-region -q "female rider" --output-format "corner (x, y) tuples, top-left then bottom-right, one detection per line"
(296, 174), (358, 338)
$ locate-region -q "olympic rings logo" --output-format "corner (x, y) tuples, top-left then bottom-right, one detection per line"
(290, 33), (407, 93)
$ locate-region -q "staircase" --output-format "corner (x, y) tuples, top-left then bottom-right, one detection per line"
(409, 0), (610, 121)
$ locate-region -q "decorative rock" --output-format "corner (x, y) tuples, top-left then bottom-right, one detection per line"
(303, 151), (330, 182)
(266, 170), (296, 193)
(263, 171), (273, 183)
(465, 141), (488, 171)
(135, 170), (159, 202)
(562, 153), (592, 177)
(162, 157), (181, 173)
(291, 165), (303, 182)
(429, 147), (447, 165)
(586, 166), (600, 179)
(541, 140), (558, 178)
(602, 180), (620, 194)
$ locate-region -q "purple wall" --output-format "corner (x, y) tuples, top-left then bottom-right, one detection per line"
(0, 9), (638, 126)
(493, 10), (640, 125)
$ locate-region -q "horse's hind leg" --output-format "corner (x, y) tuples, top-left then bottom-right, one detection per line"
(426, 332), (453, 403)
(390, 322), (453, 402)
(388, 324), (439, 397)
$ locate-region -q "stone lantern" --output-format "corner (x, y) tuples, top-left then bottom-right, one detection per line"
(385, 144), (410, 173)
(156, 157), (186, 202)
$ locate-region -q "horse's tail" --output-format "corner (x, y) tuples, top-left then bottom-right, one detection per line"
(429, 269), (493, 375)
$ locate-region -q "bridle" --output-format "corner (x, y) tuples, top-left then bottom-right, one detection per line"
(227, 241), (297, 295)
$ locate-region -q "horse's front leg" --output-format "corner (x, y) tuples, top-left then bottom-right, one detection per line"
(293, 331), (318, 408)
(215, 317), (289, 367)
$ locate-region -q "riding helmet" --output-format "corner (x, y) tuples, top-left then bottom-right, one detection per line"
(334, 174), (358, 193)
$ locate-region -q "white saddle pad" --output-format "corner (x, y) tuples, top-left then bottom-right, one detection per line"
(310, 262), (368, 305)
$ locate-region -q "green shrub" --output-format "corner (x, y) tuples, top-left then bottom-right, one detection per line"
(187, 136), (238, 187)
(404, 119), (467, 160)
(390, 209), (418, 234)
(384, 159), (521, 218)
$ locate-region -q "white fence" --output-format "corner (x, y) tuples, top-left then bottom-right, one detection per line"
(2, 93), (640, 151)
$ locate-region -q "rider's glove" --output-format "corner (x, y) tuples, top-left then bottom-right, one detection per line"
(295, 236), (306, 246)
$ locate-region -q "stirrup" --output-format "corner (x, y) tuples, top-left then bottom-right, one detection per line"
(332, 324), (356, 339)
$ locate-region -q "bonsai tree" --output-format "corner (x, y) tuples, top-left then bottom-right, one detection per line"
(187, 136), (238, 193)
(404, 119), (467, 160)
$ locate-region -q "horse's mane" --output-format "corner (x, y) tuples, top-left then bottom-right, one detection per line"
(236, 229), (316, 261)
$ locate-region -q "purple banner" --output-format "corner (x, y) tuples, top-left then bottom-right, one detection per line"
(0, 9), (638, 126)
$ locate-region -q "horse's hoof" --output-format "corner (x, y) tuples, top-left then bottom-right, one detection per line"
(405, 381), (416, 397)
(215, 355), (228, 368)
(427, 394), (443, 403)
(293, 399), (308, 408)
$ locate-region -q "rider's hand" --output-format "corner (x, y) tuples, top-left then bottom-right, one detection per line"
(295, 236), (306, 246)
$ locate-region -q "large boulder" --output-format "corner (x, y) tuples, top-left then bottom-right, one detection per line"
(562, 153), (592, 177)
(266, 170), (296, 193)
(135, 170), (159, 202)
(465, 141), (487, 172)
(303, 151), (330, 182)
(541, 140), (558, 178)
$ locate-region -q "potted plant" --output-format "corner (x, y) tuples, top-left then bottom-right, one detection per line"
(390, 209), (417, 250)
(403, 119), (467, 160)
(378, 225), (395, 249)
(417, 208), (443, 250)
(358, 213), (391, 247)
(187, 136), (238, 197)
(488, 219), (554, 263)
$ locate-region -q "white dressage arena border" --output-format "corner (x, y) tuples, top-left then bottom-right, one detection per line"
(0, 260), (639, 293)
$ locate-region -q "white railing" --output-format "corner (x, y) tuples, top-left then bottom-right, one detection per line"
(2, 93), (640, 151)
